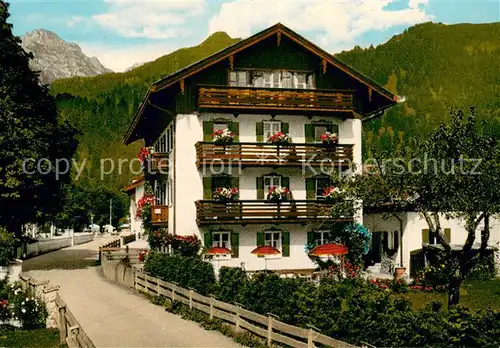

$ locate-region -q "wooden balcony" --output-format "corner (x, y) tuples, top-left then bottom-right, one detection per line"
(195, 142), (353, 168)
(195, 200), (353, 225)
(198, 85), (354, 113)
(145, 153), (169, 175)
(151, 205), (169, 225)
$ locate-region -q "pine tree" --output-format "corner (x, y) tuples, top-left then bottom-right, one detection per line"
(0, 1), (79, 236)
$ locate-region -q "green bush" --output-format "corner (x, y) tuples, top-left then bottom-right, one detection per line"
(0, 227), (16, 267)
(144, 253), (215, 295)
(8, 283), (47, 330)
(215, 267), (248, 303)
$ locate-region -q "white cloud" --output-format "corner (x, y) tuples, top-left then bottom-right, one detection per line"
(209, 0), (433, 51)
(80, 42), (180, 72)
(90, 0), (207, 39)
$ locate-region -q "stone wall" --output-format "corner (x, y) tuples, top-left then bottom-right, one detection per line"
(101, 257), (136, 289)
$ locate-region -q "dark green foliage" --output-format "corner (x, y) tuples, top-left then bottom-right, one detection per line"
(215, 266), (248, 303)
(0, 227), (15, 266)
(144, 253), (216, 295)
(0, 2), (79, 235)
(0, 328), (64, 348)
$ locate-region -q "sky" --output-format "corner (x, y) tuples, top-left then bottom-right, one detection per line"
(8, 0), (500, 72)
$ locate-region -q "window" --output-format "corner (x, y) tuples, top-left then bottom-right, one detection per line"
(212, 231), (231, 249)
(315, 177), (332, 199)
(213, 123), (228, 132)
(212, 176), (232, 192)
(265, 230), (281, 250)
(154, 180), (168, 205)
(263, 121), (281, 139)
(229, 71), (248, 87)
(264, 176), (281, 192)
(313, 230), (331, 245)
(314, 125), (330, 143)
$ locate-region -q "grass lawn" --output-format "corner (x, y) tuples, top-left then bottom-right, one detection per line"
(0, 329), (66, 348)
(397, 279), (500, 310)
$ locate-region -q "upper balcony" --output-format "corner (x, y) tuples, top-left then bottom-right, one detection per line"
(197, 85), (355, 114)
(195, 200), (353, 226)
(195, 142), (353, 169)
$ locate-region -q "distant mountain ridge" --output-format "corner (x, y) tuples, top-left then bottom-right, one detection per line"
(21, 29), (112, 84)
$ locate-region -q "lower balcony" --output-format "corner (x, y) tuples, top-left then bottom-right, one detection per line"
(151, 205), (169, 225)
(195, 142), (354, 168)
(195, 200), (353, 226)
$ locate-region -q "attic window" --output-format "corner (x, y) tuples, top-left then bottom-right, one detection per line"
(229, 70), (314, 89)
(229, 71), (248, 87)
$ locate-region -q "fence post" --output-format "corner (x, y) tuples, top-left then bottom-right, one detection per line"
(171, 284), (176, 302)
(144, 274), (149, 294)
(307, 328), (314, 348)
(58, 306), (67, 344)
(188, 288), (194, 309)
(267, 314), (273, 347)
(235, 305), (241, 332)
(209, 296), (214, 320)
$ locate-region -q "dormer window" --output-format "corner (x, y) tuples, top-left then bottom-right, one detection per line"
(229, 70), (314, 89)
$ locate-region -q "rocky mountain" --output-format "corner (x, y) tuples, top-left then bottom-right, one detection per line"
(20, 29), (112, 84)
(125, 62), (147, 72)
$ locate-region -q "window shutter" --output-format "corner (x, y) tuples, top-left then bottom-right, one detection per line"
(231, 233), (239, 258)
(203, 177), (212, 199)
(282, 232), (290, 257)
(256, 122), (264, 142)
(422, 229), (429, 244)
(305, 124), (315, 142)
(203, 121), (214, 142)
(394, 231), (399, 250)
(306, 178), (315, 199)
(228, 121), (239, 142)
(230, 176), (239, 189)
(204, 232), (212, 248)
(257, 232), (265, 246)
(281, 122), (289, 134)
(281, 177), (290, 190)
(256, 177), (264, 199)
(444, 228), (451, 243)
(332, 123), (339, 135)
(307, 231), (315, 244)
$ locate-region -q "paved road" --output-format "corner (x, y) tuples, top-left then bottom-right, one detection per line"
(24, 236), (240, 348)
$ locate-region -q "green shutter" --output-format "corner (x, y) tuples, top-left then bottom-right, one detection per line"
(305, 124), (315, 142)
(256, 122), (264, 142)
(230, 176), (239, 189)
(422, 229), (429, 244)
(231, 233), (239, 258)
(281, 177), (290, 190)
(256, 177), (264, 199)
(444, 228), (451, 243)
(228, 121), (239, 142)
(307, 231), (315, 244)
(204, 232), (213, 248)
(282, 232), (290, 257)
(203, 121), (214, 142)
(281, 122), (289, 134)
(332, 124), (339, 135)
(257, 232), (265, 246)
(306, 178), (315, 199)
(203, 177), (212, 199)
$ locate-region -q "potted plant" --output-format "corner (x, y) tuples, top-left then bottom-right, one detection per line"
(213, 128), (235, 144)
(322, 186), (341, 201)
(319, 132), (338, 145)
(266, 186), (289, 202)
(137, 146), (155, 166)
(268, 132), (292, 146)
(213, 187), (239, 202)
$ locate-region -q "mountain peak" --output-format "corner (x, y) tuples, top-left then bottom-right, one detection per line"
(201, 32), (236, 46)
(20, 29), (112, 84)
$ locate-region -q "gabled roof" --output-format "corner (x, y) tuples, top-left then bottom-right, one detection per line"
(124, 23), (399, 145)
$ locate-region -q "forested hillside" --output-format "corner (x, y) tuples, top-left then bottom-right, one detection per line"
(52, 22), (500, 192)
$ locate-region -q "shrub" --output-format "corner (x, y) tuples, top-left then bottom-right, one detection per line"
(0, 227), (16, 267)
(215, 267), (248, 303)
(8, 283), (47, 329)
(144, 253), (215, 295)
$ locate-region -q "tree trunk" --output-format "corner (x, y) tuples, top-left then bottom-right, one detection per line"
(448, 277), (462, 307)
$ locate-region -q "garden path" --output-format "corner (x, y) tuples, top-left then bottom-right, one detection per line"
(23, 235), (240, 347)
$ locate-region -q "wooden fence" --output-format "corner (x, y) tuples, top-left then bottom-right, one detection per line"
(98, 238), (120, 263)
(134, 270), (355, 348)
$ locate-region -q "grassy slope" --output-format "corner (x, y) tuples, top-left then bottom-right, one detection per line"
(51, 22), (500, 191)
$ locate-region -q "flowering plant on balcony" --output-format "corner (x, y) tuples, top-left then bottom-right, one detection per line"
(268, 132), (291, 145)
(213, 128), (235, 144)
(267, 186), (289, 201)
(213, 187), (239, 202)
(137, 146), (155, 165)
(323, 186), (341, 201)
(136, 194), (155, 218)
(320, 132), (338, 145)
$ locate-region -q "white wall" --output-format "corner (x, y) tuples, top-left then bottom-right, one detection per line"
(130, 184), (145, 238)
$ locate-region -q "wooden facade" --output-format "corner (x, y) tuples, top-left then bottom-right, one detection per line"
(195, 200), (353, 225)
(195, 142), (353, 168)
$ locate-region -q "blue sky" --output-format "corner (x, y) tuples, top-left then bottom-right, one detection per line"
(8, 0), (500, 72)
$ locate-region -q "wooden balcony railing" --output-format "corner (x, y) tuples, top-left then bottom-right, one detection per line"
(195, 200), (353, 225)
(198, 85), (355, 112)
(144, 153), (169, 175)
(195, 142), (353, 168)
(151, 205), (169, 225)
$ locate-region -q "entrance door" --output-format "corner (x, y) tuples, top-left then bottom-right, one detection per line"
(367, 231), (382, 264)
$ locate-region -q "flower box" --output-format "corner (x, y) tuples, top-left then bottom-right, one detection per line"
(322, 186), (341, 201)
(213, 187), (239, 202)
(268, 132), (292, 145)
(320, 132), (338, 145)
(213, 128), (235, 144)
(137, 146), (155, 165)
(266, 186), (289, 202)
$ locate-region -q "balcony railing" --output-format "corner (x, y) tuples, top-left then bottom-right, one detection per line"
(195, 200), (353, 225)
(198, 85), (355, 112)
(151, 205), (169, 225)
(195, 142), (353, 168)
(144, 153), (169, 175)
